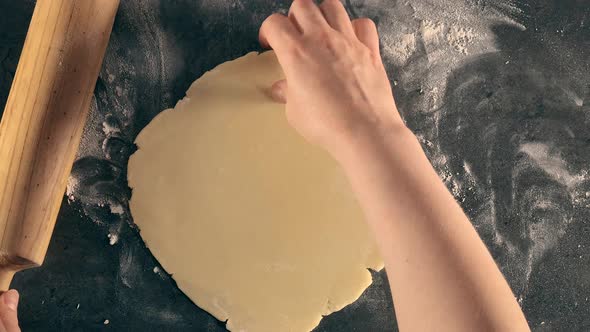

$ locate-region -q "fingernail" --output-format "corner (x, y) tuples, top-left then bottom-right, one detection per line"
(3, 290), (19, 311)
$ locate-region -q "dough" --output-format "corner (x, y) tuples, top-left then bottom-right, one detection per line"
(128, 51), (383, 332)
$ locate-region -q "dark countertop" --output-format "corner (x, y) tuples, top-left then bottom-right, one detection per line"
(1, 0), (589, 331)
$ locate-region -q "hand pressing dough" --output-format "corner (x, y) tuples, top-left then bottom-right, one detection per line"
(128, 51), (383, 332)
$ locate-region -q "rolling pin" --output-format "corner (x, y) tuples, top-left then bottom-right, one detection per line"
(0, 0), (120, 290)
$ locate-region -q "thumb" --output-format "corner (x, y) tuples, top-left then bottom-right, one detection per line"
(2, 291), (18, 312)
(0, 290), (20, 332)
(270, 79), (287, 104)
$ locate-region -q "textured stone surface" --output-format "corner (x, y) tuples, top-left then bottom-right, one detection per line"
(0, 0), (588, 331)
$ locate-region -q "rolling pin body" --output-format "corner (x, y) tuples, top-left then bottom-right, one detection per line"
(0, 0), (119, 290)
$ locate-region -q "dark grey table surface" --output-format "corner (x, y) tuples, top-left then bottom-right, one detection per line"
(1, 0), (589, 331)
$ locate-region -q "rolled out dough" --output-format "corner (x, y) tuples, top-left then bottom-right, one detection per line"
(128, 51), (383, 332)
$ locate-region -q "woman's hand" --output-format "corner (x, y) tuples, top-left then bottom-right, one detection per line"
(260, 2), (530, 331)
(259, 0), (405, 154)
(0, 290), (20, 332)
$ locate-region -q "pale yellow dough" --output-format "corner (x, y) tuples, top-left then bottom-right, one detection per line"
(128, 51), (383, 332)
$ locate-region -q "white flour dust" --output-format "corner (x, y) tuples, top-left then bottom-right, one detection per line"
(446, 26), (477, 54)
(358, 0), (524, 115)
(382, 33), (417, 63)
(108, 233), (119, 246)
(68, 0), (169, 247)
(519, 142), (587, 188)
(420, 20), (445, 44)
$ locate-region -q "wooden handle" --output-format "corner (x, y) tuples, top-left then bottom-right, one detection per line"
(0, 0), (119, 290)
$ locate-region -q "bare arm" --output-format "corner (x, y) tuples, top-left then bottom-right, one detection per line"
(260, 0), (530, 330)
(336, 127), (529, 331)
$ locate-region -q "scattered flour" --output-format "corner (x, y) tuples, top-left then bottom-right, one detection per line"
(110, 204), (125, 215)
(153, 266), (167, 279)
(463, 161), (474, 178)
(420, 20), (445, 44)
(519, 142), (587, 188)
(102, 121), (121, 136)
(107, 233), (119, 246)
(66, 176), (79, 202)
(358, 0), (524, 115)
(383, 33), (417, 63)
(446, 27), (477, 54)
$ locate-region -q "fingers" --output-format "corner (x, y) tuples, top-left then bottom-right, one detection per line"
(352, 18), (380, 56)
(0, 290), (20, 332)
(289, 0), (328, 33)
(319, 0), (355, 36)
(259, 13), (300, 52)
(270, 80), (288, 104)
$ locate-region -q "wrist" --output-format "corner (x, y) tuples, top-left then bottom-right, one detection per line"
(330, 119), (416, 167)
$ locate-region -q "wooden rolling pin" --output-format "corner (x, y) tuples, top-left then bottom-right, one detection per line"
(0, 0), (120, 290)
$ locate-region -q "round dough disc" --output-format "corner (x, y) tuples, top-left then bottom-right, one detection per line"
(128, 51), (383, 332)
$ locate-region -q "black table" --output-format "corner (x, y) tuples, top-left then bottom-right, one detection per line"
(1, 1), (589, 331)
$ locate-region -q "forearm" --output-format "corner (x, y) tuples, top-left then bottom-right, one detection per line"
(333, 125), (530, 331)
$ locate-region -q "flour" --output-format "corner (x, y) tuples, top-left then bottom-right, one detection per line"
(75, 97), (103, 159)
(108, 233), (119, 246)
(355, 0), (524, 118)
(421, 21), (477, 54)
(110, 204), (125, 215)
(142, 306), (183, 324)
(446, 27), (477, 54)
(66, 176), (79, 202)
(65, 0), (167, 259)
(153, 266), (166, 279)
(118, 245), (136, 288)
(463, 161), (474, 178)
(383, 33), (417, 63)
(102, 121), (120, 136)
(519, 142), (587, 188)
(420, 20), (445, 44)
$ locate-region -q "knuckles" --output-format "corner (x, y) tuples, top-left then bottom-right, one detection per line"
(273, 22), (374, 69)
(305, 29), (352, 55)
(280, 32), (370, 68)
